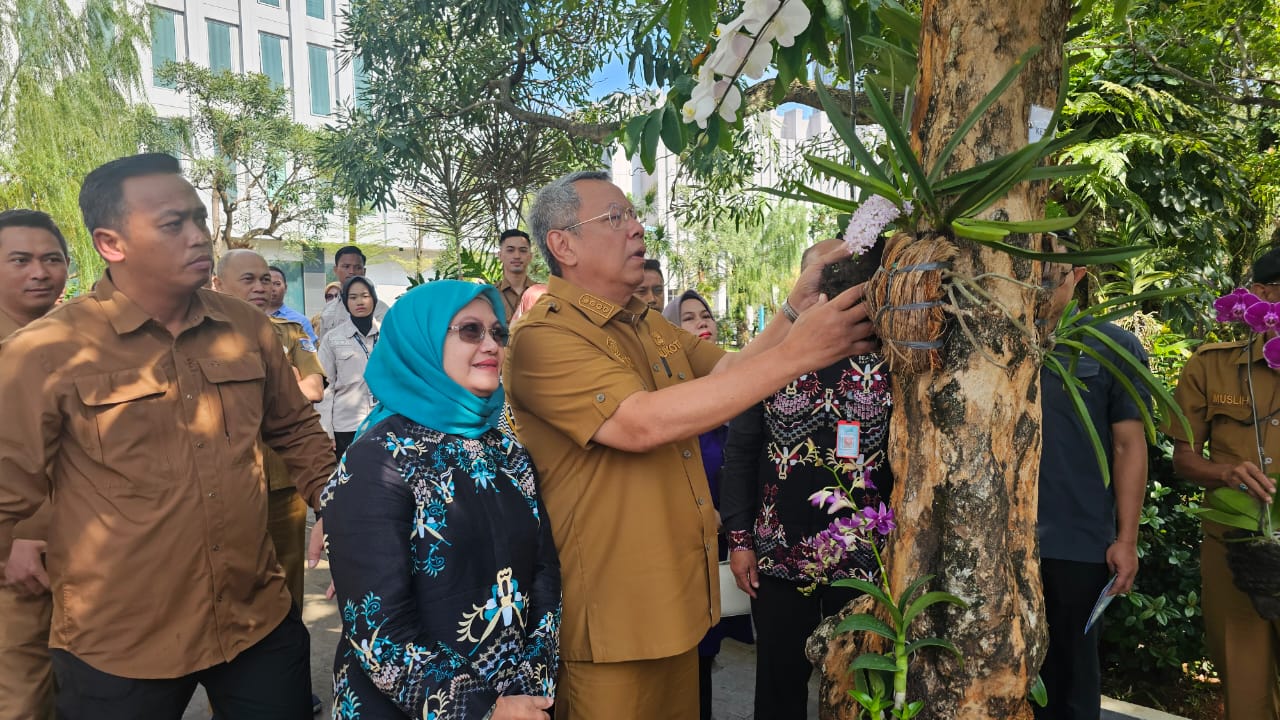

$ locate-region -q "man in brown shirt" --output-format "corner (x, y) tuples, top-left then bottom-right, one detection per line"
(0, 154), (335, 719)
(497, 228), (534, 321)
(0, 209), (69, 720)
(1167, 247), (1280, 720)
(504, 170), (876, 720)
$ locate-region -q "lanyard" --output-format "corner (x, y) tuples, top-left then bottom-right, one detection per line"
(352, 332), (373, 359)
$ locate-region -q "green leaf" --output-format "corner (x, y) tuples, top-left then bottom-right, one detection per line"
(660, 103), (684, 154)
(850, 653), (900, 673)
(933, 162), (1094, 194)
(687, 0), (713, 37)
(622, 114), (648, 157)
(956, 212), (1086, 236)
(902, 590), (967, 628)
(1188, 507), (1261, 532)
(876, 1), (922, 42)
(904, 636), (963, 659)
(1053, 338), (1158, 447)
(667, 0), (687, 47)
(836, 612), (900, 641)
(814, 75), (894, 189)
(1207, 487), (1265, 517)
(863, 77), (937, 215)
(1029, 674), (1049, 707)
(1044, 353), (1111, 486)
(897, 574), (935, 611)
(929, 46), (1041, 184)
(1074, 323), (1192, 447)
(955, 230), (1154, 265)
(806, 154), (903, 203)
(832, 577), (901, 624)
(640, 110), (662, 174)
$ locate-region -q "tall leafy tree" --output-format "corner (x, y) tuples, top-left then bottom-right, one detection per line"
(156, 62), (341, 251)
(0, 0), (153, 289)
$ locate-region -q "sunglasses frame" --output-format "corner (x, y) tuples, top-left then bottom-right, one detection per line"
(448, 322), (510, 347)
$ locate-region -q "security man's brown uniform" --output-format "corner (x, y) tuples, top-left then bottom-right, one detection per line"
(503, 276), (723, 720)
(0, 307), (54, 720)
(263, 316), (325, 607)
(1168, 336), (1280, 720)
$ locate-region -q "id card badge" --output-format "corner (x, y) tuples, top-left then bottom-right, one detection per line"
(836, 421), (861, 459)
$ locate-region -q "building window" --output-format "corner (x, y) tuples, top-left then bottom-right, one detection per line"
(150, 6), (181, 88)
(207, 20), (235, 73)
(259, 0), (281, 7)
(259, 32), (286, 88)
(353, 54), (368, 109)
(308, 45), (332, 116)
(306, 0), (325, 19)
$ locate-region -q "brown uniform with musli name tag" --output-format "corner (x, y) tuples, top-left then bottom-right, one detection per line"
(1167, 335), (1280, 720)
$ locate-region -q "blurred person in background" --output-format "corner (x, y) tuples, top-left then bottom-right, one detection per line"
(319, 276), (379, 460)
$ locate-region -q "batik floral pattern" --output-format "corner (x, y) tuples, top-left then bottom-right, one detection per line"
(323, 417), (560, 719)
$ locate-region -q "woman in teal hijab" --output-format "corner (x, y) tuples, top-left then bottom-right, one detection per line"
(322, 281), (560, 720)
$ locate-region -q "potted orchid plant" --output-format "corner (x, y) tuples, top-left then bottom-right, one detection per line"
(1187, 288), (1280, 619)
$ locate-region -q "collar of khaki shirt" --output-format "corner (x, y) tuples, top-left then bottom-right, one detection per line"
(94, 272), (231, 335)
(1230, 334), (1274, 366)
(545, 275), (650, 328)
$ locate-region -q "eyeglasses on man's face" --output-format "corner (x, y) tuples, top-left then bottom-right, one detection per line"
(448, 322), (510, 347)
(561, 203), (639, 232)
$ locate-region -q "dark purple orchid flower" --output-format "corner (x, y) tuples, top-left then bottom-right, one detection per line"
(1214, 288), (1261, 324)
(860, 502), (896, 536)
(1266, 337), (1280, 370)
(1244, 301), (1280, 335)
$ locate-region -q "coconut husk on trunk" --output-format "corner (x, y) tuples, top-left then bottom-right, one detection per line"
(861, 232), (958, 375)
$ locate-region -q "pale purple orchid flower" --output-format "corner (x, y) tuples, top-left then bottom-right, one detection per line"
(860, 502), (896, 536)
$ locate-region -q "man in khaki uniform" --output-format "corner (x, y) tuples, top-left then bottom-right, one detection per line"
(0, 153), (335, 718)
(0, 209), (69, 720)
(1168, 247), (1280, 720)
(504, 170), (877, 720)
(212, 249), (324, 605)
(497, 228), (533, 321)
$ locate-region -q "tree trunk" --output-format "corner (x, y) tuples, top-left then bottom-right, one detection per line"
(818, 2), (1071, 718)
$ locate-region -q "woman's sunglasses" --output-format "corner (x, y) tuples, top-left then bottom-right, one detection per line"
(448, 322), (510, 347)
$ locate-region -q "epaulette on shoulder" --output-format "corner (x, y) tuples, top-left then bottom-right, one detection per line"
(1195, 340), (1248, 353)
(269, 315), (303, 329)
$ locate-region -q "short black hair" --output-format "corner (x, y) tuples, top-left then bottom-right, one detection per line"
(0, 209), (69, 258)
(1253, 246), (1280, 285)
(268, 265), (287, 282)
(334, 245), (366, 266)
(643, 258), (663, 275)
(79, 153), (183, 234)
(500, 229), (530, 244)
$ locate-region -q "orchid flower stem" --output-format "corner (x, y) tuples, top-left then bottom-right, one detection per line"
(868, 542), (907, 712)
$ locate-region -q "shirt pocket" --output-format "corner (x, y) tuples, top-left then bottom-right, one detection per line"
(73, 366), (174, 495)
(198, 354), (266, 462)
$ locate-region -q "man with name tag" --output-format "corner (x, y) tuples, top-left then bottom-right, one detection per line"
(720, 238), (895, 720)
(1035, 264), (1150, 720)
(504, 172), (877, 720)
(1167, 247), (1280, 720)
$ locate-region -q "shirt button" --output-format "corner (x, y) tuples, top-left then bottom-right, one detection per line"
(1267, 458), (1274, 465)
(1272, 419), (1279, 426)
(678, 372), (686, 380)
(653, 363), (661, 372)
(208, 491), (216, 498)
(595, 393), (606, 403)
(216, 594), (223, 603)
(211, 544), (220, 551)
(682, 450), (692, 458)
(704, 542), (711, 552)
(186, 394), (193, 401)
(195, 441), (205, 449)
(697, 497), (706, 506)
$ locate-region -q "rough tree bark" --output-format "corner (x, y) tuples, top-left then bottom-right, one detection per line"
(815, 2), (1072, 718)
